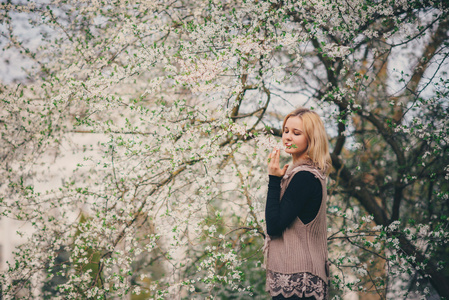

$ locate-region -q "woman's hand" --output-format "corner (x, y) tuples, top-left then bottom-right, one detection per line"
(267, 148), (289, 177)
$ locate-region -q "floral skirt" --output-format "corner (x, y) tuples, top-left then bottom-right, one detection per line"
(272, 295), (316, 300)
(266, 270), (328, 300)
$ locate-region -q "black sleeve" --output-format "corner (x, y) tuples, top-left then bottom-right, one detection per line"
(265, 171), (321, 237)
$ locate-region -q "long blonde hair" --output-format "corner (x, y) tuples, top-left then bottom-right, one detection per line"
(282, 108), (332, 174)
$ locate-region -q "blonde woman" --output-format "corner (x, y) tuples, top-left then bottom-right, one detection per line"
(265, 108), (331, 300)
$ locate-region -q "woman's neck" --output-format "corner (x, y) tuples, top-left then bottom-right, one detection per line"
(291, 153), (309, 165)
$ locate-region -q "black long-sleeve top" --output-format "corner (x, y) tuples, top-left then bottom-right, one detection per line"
(265, 171), (322, 237)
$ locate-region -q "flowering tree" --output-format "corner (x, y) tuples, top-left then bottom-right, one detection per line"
(1, 0), (448, 299)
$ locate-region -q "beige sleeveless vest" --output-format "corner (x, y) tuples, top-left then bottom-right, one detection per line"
(265, 161), (329, 283)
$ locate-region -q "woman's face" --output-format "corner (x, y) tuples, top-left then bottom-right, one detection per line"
(282, 116), (308, 160)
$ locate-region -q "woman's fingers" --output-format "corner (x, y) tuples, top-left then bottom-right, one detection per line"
(268, 148), (289, 177)
(268, 148), (284, 176)
(274, 148), (280, 164)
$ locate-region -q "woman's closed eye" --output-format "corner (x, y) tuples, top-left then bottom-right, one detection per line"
(285, 131), (300, 136)
(284, 129), (301, 136)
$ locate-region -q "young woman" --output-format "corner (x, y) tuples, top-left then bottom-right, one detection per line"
(264, 107), (331, 300)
